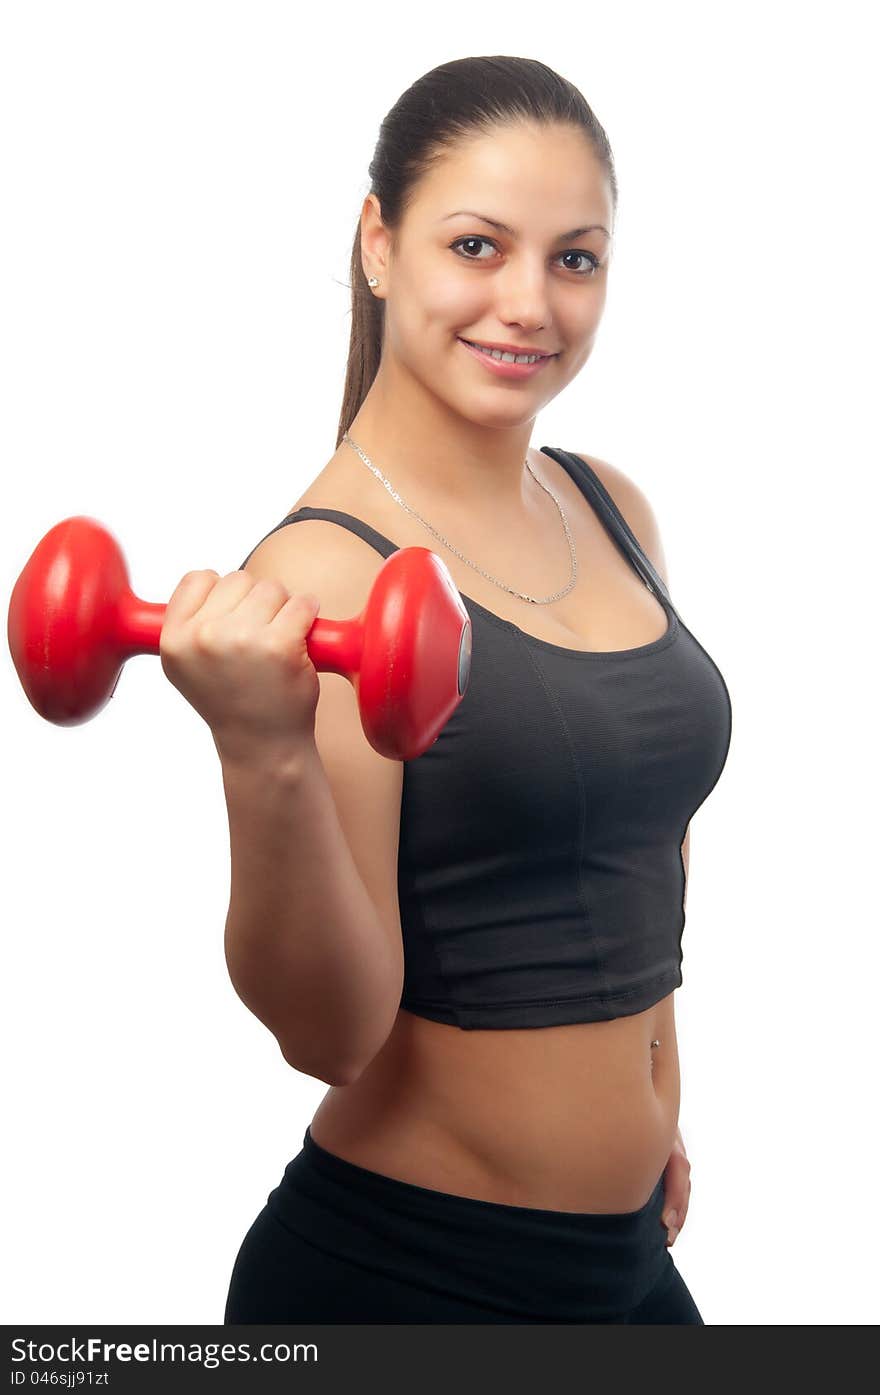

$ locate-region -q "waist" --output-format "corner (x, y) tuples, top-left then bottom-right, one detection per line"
(309, 996), (679, 1213)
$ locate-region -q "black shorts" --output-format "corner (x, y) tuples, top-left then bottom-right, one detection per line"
(224, 1125), (704, 1324)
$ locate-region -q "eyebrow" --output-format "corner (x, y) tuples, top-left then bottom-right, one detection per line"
(440, 211), (611, 240)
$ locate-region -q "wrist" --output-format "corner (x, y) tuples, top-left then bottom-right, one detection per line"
(213, 732), (320, 784)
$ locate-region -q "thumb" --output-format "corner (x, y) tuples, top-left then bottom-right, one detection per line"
(299, 593), (321, 627)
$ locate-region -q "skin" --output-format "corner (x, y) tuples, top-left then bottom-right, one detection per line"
(307, 120), (692, 1240)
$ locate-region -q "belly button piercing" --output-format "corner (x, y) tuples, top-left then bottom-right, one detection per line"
(651, 1039), (660, 1048)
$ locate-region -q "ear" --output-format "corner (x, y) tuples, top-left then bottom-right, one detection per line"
(576, 454), (670, 589)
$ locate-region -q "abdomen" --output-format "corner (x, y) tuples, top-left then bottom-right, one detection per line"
(309, 991), (679, 1213)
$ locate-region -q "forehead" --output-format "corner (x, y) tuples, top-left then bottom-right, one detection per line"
(415, 122), (612, 226)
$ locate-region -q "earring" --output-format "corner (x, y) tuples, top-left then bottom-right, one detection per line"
(367, 276), (379, 287)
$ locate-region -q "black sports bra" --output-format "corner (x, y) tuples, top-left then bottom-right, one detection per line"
(239, 447), (733, 1030)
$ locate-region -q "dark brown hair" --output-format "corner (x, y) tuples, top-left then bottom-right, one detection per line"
(335, 55), (618, 449)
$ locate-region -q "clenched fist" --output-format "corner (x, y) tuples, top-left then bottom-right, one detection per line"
(159, 569), (322, 762)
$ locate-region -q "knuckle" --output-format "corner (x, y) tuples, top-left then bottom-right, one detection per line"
(226, 627), (252, 655)
(194, 619), (220, 653)
(262, 627), (291, 657)
(253, 576), (289, 603)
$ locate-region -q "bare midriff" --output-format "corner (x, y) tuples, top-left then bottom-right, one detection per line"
(309, 990), (679, 1214)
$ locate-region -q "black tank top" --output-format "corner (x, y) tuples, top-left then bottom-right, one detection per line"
(239, 447), (733, 1030)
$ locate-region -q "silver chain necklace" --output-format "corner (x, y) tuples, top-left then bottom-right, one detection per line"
(341, 431), (578, 605)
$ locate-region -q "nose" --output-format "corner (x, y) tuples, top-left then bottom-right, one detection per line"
(494, 258), (554, 334)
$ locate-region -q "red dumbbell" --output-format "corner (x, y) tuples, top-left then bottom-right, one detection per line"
(7, 516), (472, 761)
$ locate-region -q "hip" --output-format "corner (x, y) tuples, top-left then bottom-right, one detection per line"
(226, 1124), (691, 1323)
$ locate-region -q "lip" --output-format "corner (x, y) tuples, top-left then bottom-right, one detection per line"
(462, 338), (557, 356)
(457, 338), (557, 380)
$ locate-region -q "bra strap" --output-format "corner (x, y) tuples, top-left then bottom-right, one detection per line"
(239, 506), (399, 571)
(240, 467), (676, 614)
(539, 446), (674, 606)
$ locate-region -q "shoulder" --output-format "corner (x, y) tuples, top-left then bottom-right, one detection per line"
(572, 451), (670, 589)
(241, 510), (391, 619)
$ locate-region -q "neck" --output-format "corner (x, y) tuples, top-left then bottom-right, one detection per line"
(344, 363), (541, 513)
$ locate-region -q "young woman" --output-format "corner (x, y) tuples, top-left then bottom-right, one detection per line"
(161, 56), (732, 1324)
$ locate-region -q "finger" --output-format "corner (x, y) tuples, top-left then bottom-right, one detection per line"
(267, 590), (321, 639)
(229, 574), (296, 626)
(194, 570), (255, 622)
(661, 1157), (688, 1222)
(677, 1181), (691, 1229)
(662, 1192), (682, 1234)
(663, 1178), (691, 1244)
(661, 1183), (682, 1230)
(163, 570), (220, 628)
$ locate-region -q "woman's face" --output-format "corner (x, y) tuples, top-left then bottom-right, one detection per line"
(362, 121), (614, 428)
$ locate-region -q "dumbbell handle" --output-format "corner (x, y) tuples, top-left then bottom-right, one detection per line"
(115, 593), (361, 678)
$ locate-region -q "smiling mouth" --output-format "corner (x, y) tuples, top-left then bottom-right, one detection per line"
(458, 338), (558, 363)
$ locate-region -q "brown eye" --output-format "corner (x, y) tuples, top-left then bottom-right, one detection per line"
(452, 237), (494, 260)
(450, 237), (600, 276)
(560, 250), (601, 275)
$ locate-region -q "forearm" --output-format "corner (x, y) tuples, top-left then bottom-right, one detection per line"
(219, 739), (401, 1084)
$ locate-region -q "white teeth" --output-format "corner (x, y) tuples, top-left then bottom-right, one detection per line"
(468, 341), (542, 364)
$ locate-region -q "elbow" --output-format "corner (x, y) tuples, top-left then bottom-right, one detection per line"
(276, 988), (401, 1087)
(328, 1059), (366, 1087)
(278, 1038), (365, 1087)
(321, 1058), (365, 1088)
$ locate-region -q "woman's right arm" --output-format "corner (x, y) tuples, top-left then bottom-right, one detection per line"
(161, 523), (405, 1086)
(218, 728), (403, 1085)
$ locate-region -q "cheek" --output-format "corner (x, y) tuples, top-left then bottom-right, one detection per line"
(564, 321), (601, 370)
(561, 294), (604, 336)
(400, 264), (485, 326)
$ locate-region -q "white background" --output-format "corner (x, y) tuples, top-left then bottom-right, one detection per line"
(2, 0), (877, 1327)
